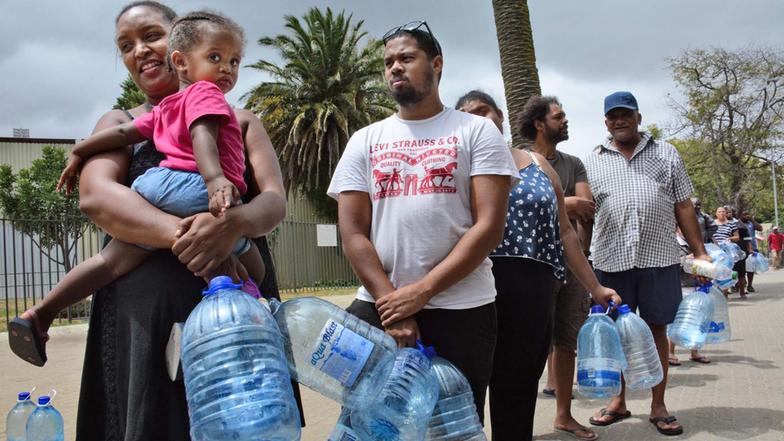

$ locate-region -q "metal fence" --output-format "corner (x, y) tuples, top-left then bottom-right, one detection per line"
(1, 210), (359, 327)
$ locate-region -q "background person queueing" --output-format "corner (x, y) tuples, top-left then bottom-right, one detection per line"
(457, 90), (620, 441)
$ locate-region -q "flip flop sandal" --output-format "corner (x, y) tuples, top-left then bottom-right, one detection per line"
(8, 311), (50, 367)
(690, 356), (711, 364)
(542, 388), (556, 397)
(668, 357), (682, 366)
(555, 426), (599, 440)
(649, 415), (683, 436)
(589, 408), (631, 426)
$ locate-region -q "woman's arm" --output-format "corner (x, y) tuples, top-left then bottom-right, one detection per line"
(535, 153), (621, 308)
(78, 109), (181, 248)
(172, 109), (287, 275)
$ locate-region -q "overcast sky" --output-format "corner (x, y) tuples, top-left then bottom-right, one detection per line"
(1, 0), (781, 159)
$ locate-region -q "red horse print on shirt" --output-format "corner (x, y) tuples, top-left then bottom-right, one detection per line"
(373, 168), (403, 199)
(419, 161), (457, 193)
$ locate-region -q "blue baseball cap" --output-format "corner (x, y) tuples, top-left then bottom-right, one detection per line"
(604, 91), (638, 115)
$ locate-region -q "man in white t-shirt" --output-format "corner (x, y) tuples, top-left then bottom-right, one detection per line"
(327, 21), (518, 419)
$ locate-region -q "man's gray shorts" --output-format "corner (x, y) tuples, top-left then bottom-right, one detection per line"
(550, 271), (591, 351)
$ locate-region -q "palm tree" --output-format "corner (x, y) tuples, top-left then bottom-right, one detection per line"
(244, 7), (395, 218)
(492, 0), (541, 149)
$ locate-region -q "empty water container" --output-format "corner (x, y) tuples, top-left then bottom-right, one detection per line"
(681, 256), (732, 280)
(704, 243), (733, 269)
(352, 345), (440, 441)
(181, 276), (301, 441)
(715, 271), (738, 290)
(719, 242), (745, 263)
(668, 284), (715, 350)
(577, 306), (625, 399)
(269, 297), (397, 409)
(706, 284), (731, 344)
(6, 390), (36, 441)
(25, 395), (63, 441)
(746, 252), (769, 273)
(427, 356), (487, 441)
(614, 305), (663, 390)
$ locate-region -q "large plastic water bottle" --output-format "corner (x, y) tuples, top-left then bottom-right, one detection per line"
(269, 297), (397, 409)
(327, 408), (360, 441)
(6, 390), (36, 441)
(681, 256), (732, 280)
(715, 271), (738, 290)
(427, 356), (487, 441)
(719, 242), (745, 262)
(181, 276), (301, 441)
(706, 284), (731, 344)
(352, 345), (440, 441)
(746, 252), (769, 273)
(25, 395), (63, 441)
(705, 243), (733, 269)
(668, 284), (715, 350)
(576, 306), (625, 399)
(614, 305), (663, 390)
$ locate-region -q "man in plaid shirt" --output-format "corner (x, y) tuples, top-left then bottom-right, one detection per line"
(584, 92), (710, 436)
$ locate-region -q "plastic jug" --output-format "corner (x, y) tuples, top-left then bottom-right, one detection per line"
(577, 305), (626, 398)
(615, 305), (663, 390)
(681, 256), (732, 280)
(269, 297), (397, 409)
(427, 356), (487, 441)
(668, 284), (715, 350)
(6, 390), (36, 441)
(25, 394), (63, 441)
(352, 345), (440, 441)
(706, 284), (731, 344)
(181, 276), (301, 441)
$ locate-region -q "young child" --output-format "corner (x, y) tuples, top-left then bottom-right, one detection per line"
(9, 10), (265, 366)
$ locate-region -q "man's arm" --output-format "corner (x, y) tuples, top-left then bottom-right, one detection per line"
(675, 199), (708, 258)
(338, 191), (419, 347)
(571, 181), (594, 253)
(375, 174), (511, 326)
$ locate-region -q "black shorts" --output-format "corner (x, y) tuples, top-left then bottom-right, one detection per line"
(595, 264), (682, 325)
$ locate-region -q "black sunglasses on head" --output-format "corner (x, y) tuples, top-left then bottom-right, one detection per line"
(382, 20), (442, 56)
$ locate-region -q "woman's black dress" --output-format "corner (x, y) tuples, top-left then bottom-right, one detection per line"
(75, 140), (302, 441)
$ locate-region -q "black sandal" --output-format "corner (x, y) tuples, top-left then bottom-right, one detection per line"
(8, 310), (49, 367)
(589, 408), (631, 426)
(649, 415), (683, 436)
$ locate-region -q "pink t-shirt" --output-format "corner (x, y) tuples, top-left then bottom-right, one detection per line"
(134, 80), (247, 194)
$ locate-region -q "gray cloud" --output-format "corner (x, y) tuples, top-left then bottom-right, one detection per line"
(1, 0), (781, 159)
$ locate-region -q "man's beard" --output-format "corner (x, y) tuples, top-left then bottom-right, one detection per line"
(546, 127), (568, 144)
(391, 68), (434, 107)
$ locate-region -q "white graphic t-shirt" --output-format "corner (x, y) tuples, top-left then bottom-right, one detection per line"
(327, 108), (519, 309)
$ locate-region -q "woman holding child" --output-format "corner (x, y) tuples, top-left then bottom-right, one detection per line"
(47, 2), (295, 439)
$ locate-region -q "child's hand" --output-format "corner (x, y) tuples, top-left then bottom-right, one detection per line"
(206, 176), (240, 217)
(57, 153), (83, 194)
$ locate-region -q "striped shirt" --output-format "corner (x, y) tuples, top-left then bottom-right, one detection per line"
(712, 221), (737, 244)
(585, 132), (694, 272)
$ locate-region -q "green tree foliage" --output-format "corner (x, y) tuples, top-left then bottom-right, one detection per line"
(113, 74), (147, 110)
(668, 47), (784, 212)
(492, 0), (541, 149)
(0, 146), (87, 271)
(243, 7), (395, 220)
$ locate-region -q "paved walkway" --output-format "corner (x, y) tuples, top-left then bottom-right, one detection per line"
(2, 273), (783, 440)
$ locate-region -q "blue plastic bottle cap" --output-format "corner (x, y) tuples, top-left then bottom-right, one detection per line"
(18, 391), (30, 401)
(415, 340), (437, 359)
(38, 396), (50, 406)
(202, 275), (243, 296)
(589, 305), (605, 314)
(617, 304), (632, 314)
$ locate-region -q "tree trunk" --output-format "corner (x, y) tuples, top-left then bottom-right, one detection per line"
(492, 0), (541, 149)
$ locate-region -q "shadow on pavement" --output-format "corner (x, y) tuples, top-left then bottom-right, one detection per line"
(706, 354), (778, 370)
(666, 372), (720, 388)
(535, 407), (784, 440)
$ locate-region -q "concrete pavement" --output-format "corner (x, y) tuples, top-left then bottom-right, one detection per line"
(2, 272), (783, 440)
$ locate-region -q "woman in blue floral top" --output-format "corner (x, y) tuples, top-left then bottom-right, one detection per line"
(457, 91), (620, 440)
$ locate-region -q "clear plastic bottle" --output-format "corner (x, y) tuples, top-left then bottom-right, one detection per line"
(719, 242), (745, 263)
(706, 284), (731, 344)
(6, 390), (36, 441)
(704, 243), (733, 269)
(352, 346), (440, 441)
(427, 356), (487, 441)
(668, 284), (715, 350)
(614, 305), (663, 390)
(576, 306), (625, 399)
(327, 408), (360, 441)
(747, 252), (769, 273)
(269, 297), (397, 409)
(181, 276), (301, 441)
(681, 256), (732, 280)
(25, 395), (63, 441)
(715, 271), (738, 290)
